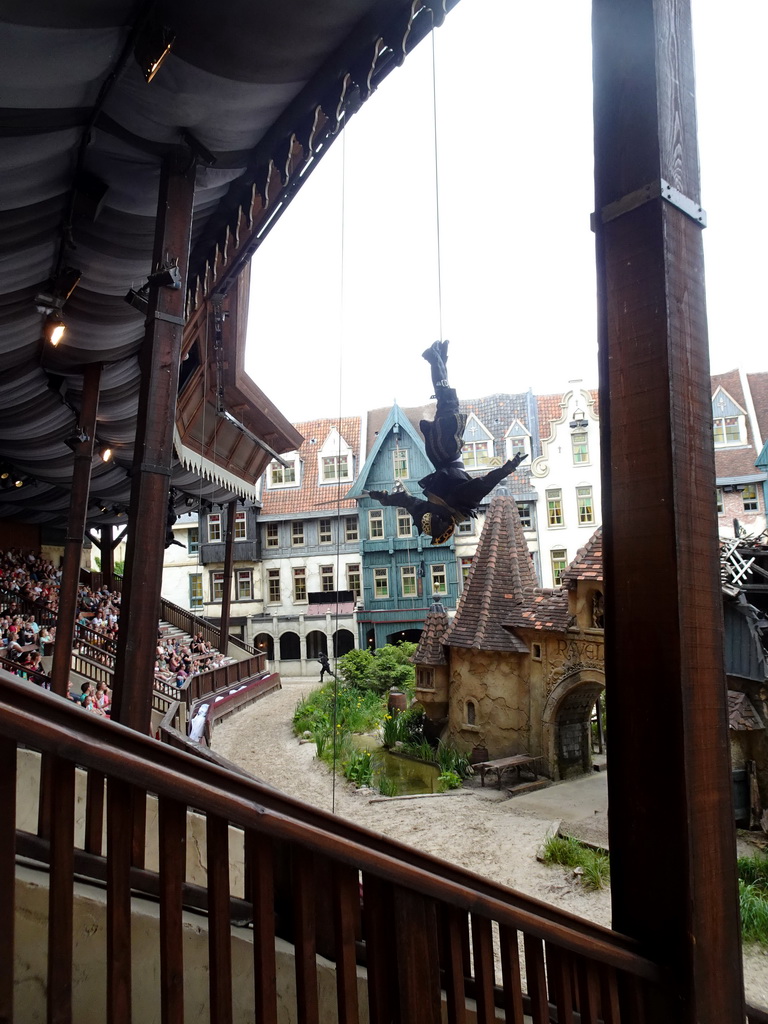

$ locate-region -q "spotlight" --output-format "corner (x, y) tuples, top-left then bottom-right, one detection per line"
(65, 428), (90, 450)
(99, 446), (113, 463)
(125, 284), (150, 315)
(147, 263), (181, 289)
(135, 13), (175, 83)
(14, 479), (23, 488)
(43, 312), (66, 346)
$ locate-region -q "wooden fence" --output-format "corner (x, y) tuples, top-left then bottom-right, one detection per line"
(0, 670), (676, 1024)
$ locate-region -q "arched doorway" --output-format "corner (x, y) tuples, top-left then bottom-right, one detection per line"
(254, 632), (274, 660)
(279, 631), (300, 661)
(542, 670), (605, 780)
(305, 630), (328, 659)
(385, 628), (422, 645)
(333, 629), (355, 657)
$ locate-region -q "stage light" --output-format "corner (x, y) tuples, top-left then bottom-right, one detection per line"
(43, 312), (66, 346)
(124, 284), (150, 315)
(99, 446), (113, 463)
(65, 428), (90, 450)
(135, 15), (175, 83)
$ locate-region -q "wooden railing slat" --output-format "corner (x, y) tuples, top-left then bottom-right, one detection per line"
(524, 934), (550, 1024)
(576, 957), (602, 1024)
(441, 906), (468, 1024)
(546, 942), (576, 1024)
(247, 833), (278, 1024)
(292, 847), (320, 1024)
(159, 796), (186, 1024)
(0, 739), (16, 1024)
(600, 965), (622, 1024)
(499, 924), (525, 1024)
(361, 873), (397, 1024)
(470, 914), (496, 1024)
(333, 862), (361, 1024)
(393, 887), (441, 1024)
(107, 779), (133, 1024)
(206, 815), (233, 1024)
(47, 756), (75, 1024)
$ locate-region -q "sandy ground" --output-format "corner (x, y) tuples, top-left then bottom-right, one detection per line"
(211, 680), (768, 1010)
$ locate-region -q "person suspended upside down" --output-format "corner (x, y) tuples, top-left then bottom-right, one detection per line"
(366, 341), (527, 545)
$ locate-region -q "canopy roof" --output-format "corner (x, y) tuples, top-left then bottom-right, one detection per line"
(0, 0), (452, 527)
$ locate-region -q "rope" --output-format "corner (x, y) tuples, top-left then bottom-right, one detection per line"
(431, 29), (444, 342)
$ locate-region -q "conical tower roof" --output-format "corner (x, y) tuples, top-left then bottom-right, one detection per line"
(412, 599), (449, 665)
(443, 496), (539, 652)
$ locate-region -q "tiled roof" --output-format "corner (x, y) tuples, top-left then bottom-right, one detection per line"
(712, 370), (761, 479)
(747, 372), (768, 441)
(561, 528), (603, 588)
(728, 690), (764, 731)
(507, 587), (570, 633)
(443, 495), (539, 652)
(260, 416), (361, 517)
(412, 601), (449, 665)
(366, 404), (433, 457)
(537, 389), (599, 444)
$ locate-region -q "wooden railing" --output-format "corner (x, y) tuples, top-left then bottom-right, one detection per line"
(159, 596), (222, 651)
(0, 586), (57, 628)
(1, 671), (674, 1024)
(0, 654), (50, 689)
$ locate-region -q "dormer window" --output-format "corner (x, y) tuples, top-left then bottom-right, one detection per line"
(268, 457), (299, 487)
(505, 419), (531, 462)
(462, 414), (493, 469)
(322, 454), (350, 481)
(393, 447), (409, 480)
(712, 387), (747, 447)
(318, 427), (354, 483)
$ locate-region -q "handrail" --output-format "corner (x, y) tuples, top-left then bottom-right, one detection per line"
(1, 672), (658, 980)
(74, 622), (117, 657)
(0, 586), (57, 628)
(0, 655), (50, 688)
(159, 595), (222, 650)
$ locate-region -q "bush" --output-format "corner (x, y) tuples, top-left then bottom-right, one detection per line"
(437, 770), (462, 791)
(343, 750), (374, 788)
(292, 682), (384, 737)
(381, 713), (401, 748)
(435, 741), (473, 780)
(377, 775), (399, 797)
(542, 835), (610, 890)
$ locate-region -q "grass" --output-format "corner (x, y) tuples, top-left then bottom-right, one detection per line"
(293, 683), (384, 737)
(542, 834), (610, 891)
(738, 853), (768, 944)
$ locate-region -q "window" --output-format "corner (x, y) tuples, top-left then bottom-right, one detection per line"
(321, 565), (335, 592)
(269, 460), (296, 486)
(236, 569), (252, 600)
(430, 563), (447, 595)
(551, 549), (568, 586)
(716, 488), (724, 514)
(267, 569), (280, 603)
(532, 643), (542, 660)
(234, 510), (247, 540)
(462, 441), (490, 469)
(546, 489), (564, 527)
(743, 484), (759, 512)
(577, 486), (594, 525)
(466, 700), (476, 726)
(344, 516), (358, 542)
(713, 417), (743, 446)
(397, 507), (413, 538)
(369, 509), (384, 539)
(393, 448), (409, 479)
(265, 523), (279, 548)
(373, 567), (389, 599)
(347, 564), (361, 600)
(457, 519), (473, 535)
(508, 436), (528, 460)
(293, 567), (307, 602)
(319, 518), (332, 544)
(208, 513), (221, 542)
(571, 430), (589, 464)
(516, 503), (533, 530)
(211, 571), (224, 602)
(291, 521), (304, 546)
(460, 557), (473, 583)
(189, 573), (203, 609)
(400, 565), (417, 597)
(187, 527), (199, 555)
(321, 455), (349, 482)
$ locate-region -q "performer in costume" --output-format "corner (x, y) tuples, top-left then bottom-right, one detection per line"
(367, 341), (527, 545)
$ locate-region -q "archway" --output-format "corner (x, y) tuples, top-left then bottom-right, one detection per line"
(306, 630), (328, 659)
(542, 669), (605, 780)
(333, 629), (355, 657)
(385, 628), (422, 645)
(279, 631), (300, 661)
(254, 632), (274, 660)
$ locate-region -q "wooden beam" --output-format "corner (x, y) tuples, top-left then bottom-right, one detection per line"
(111, 157), (195, 732)
(219, 499), (237, 644)
(592, 0), (744, 1019)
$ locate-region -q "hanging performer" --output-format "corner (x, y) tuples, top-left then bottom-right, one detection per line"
(366, 341), (527, 545)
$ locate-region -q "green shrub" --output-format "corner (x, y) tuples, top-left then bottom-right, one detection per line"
(435, 741), (473, 780)
(382, 713), (401, 748)
(437, 770), (462, 791)
(377, 775), (399, 797)
(581, 851), (610, 891)
(343, 750), (374, 788)
(293, 682), (384, 737)
(738, 854), (768, 890)
(542, 835), (610, 890)
(403, 739), (437, 764)
(542, 835), (586, 868)
(739, 880), (768, 944)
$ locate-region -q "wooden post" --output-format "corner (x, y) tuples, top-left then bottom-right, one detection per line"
(50, 362), (101, 697)
(592, 0), (744, 1019)
(101, 526), (114, 589)
(219, 499), (238, 648)
(111, 156), (195, 732)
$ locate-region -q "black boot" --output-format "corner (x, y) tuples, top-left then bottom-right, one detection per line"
(422, 340), (449, 393)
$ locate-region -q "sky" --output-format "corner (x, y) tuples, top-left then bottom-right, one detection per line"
(245, 0), (768, 424)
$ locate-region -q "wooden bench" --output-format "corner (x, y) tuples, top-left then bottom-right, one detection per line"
(474, 754), (544, 789)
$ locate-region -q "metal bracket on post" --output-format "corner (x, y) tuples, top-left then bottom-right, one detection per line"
(591, 178), (707, 230)
(153, 310), (186, 327)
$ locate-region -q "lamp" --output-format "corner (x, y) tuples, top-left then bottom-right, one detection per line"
(135, 13), (175, 83)
(43, 312), (67, 347)
(99, 446), (113, 463)
(124, 284), (150, 315)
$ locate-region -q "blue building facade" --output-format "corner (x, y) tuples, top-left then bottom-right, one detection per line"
(346, 404), (460, 650)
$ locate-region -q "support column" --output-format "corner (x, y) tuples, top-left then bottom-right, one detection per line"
(111, 157), (195, 732)
(101, 526), (114, 590)
(51, 363), (101, 697)
(219, 499), (237, 649)
(592, 1), (743, 1019)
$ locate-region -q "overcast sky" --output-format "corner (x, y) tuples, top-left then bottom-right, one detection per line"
(245, 0), (767, 423)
